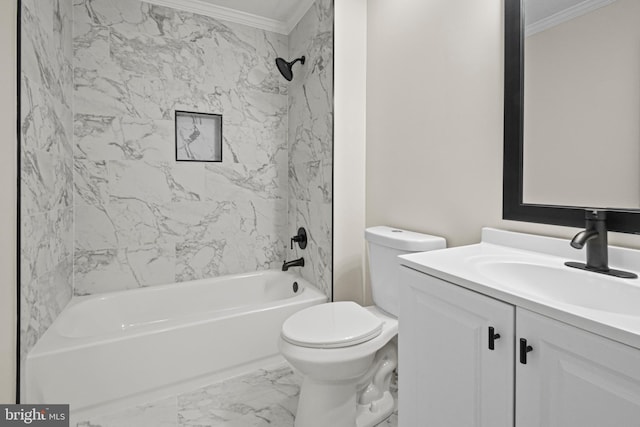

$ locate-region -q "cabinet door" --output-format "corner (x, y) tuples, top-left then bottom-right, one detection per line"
(399, 267), (515, 427)
(516, 308), (640, 427)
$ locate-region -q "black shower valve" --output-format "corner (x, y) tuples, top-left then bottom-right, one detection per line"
(291, 227), (308, 250)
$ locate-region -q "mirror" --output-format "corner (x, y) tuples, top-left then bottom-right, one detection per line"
(503, 0), (640, 232)
(523, 0), (640, 209)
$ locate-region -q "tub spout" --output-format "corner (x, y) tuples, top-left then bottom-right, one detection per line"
(282, 257), (304, 271)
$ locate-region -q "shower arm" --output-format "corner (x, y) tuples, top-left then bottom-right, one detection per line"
(290, 57), (304, 67)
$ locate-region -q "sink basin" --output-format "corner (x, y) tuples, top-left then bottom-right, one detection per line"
(475, 260), (640, 316)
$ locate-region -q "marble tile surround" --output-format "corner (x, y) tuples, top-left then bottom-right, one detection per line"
(287, 0), (334, 298)
(21, 0), (334, 383)
(20, 0), (74, 373)
(72, 0), (334, 298)
(73, 364), (398, 427)
(72, 0), (293, 294)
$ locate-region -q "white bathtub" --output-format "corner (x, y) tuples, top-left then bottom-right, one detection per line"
(26, 270), (326, 413)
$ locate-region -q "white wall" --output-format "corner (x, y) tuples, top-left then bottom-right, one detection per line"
(0, 0), (17, 403)
(367, 0), (505, 247)
(362, 0), (640, 301)
(333, 0), (368, 303)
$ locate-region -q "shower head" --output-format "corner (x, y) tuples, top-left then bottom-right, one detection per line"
(275, 56), (305, 81)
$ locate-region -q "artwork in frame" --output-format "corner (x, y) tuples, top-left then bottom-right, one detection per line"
(175, 110), (223, 162)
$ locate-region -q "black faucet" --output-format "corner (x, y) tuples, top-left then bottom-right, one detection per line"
(565, 210), (637, 278)
(282, 257), (304, 271)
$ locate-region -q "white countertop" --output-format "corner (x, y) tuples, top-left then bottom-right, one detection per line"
(399, 228), (640, 350)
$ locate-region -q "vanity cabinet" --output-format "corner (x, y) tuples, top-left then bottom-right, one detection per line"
(516, 308), (640, 427)
(399, 267), (515, 426)
(399, 267), (640, 427)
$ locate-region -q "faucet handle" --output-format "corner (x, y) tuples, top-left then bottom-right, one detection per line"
(585, 209), (606, 221)
(291, 227), (308, 250)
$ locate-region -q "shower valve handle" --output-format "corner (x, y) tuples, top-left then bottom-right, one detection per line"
(291, 227), (308, 250)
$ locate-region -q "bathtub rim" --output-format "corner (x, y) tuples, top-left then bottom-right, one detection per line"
(27, 270), (326, 357)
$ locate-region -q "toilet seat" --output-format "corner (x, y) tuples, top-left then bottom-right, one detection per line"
(281, 302), (383, 349)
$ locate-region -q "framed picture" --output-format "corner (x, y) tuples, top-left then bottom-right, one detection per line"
(175, 110), (223, 162)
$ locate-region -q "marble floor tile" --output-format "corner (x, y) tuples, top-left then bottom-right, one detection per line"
(73, 364), (398, 427)
(75, 396), (177, 427)
(177, 365), (300, 427)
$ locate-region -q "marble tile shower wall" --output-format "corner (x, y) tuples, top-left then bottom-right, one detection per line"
(72, 0), (292, 294)
(287, 0), (334, 298)
(20, 0), (74, 364)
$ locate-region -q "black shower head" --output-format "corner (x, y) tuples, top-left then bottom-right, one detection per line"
(275, 56), (305, 81)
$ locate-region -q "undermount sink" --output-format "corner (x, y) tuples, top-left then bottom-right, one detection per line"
(475, 259), (640, 316)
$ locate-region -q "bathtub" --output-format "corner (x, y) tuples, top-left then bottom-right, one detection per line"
(25, 270), (326, 414)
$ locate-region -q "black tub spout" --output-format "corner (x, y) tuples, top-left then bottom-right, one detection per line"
(282, 257), (305, 271)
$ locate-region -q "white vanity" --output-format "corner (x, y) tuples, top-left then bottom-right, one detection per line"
(398, 228), (640, 427)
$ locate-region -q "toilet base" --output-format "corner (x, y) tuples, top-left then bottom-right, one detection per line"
(294, 379), (394, 427)
(356, 390), (394, 427)
(295, 378), (357, 427)
(292, 340), (397, 427)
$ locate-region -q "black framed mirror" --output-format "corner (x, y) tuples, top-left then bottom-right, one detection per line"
(503, 0), (640, 234)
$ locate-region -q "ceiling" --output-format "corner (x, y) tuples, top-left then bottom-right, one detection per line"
(144, 0), (316, 34)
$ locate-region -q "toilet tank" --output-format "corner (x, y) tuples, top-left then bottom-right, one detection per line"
(365, 226), (446, 316)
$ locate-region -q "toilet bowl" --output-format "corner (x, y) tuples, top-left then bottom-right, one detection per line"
(279, 226), (446, 427)
(279, 303), (397, 427)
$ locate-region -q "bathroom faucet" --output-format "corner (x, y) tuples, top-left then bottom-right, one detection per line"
(565, 210), (637, 278)
(282, 257), (305, 271)
(571, 209), (608, 271)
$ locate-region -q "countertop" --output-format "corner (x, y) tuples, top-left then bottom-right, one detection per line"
(399, 228), (640, 350)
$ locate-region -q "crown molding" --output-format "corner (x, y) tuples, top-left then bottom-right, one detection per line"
(526, 0), (617, 37)
(284, 0), (316, 34)
(143, 0), (290, 34)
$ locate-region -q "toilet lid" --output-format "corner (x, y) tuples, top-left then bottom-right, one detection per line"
(281, 302), (383, 349)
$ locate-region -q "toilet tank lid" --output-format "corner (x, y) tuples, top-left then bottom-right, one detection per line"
(365, 226), (446, 252)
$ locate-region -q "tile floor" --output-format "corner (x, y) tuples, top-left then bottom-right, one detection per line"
(74, 363), (398, 427)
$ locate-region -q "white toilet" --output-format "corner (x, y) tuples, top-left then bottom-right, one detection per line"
(278, 226), (446, 427)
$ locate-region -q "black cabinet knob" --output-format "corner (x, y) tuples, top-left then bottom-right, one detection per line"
(520, 338), (533, 364)
(488, 326), (501, 350)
